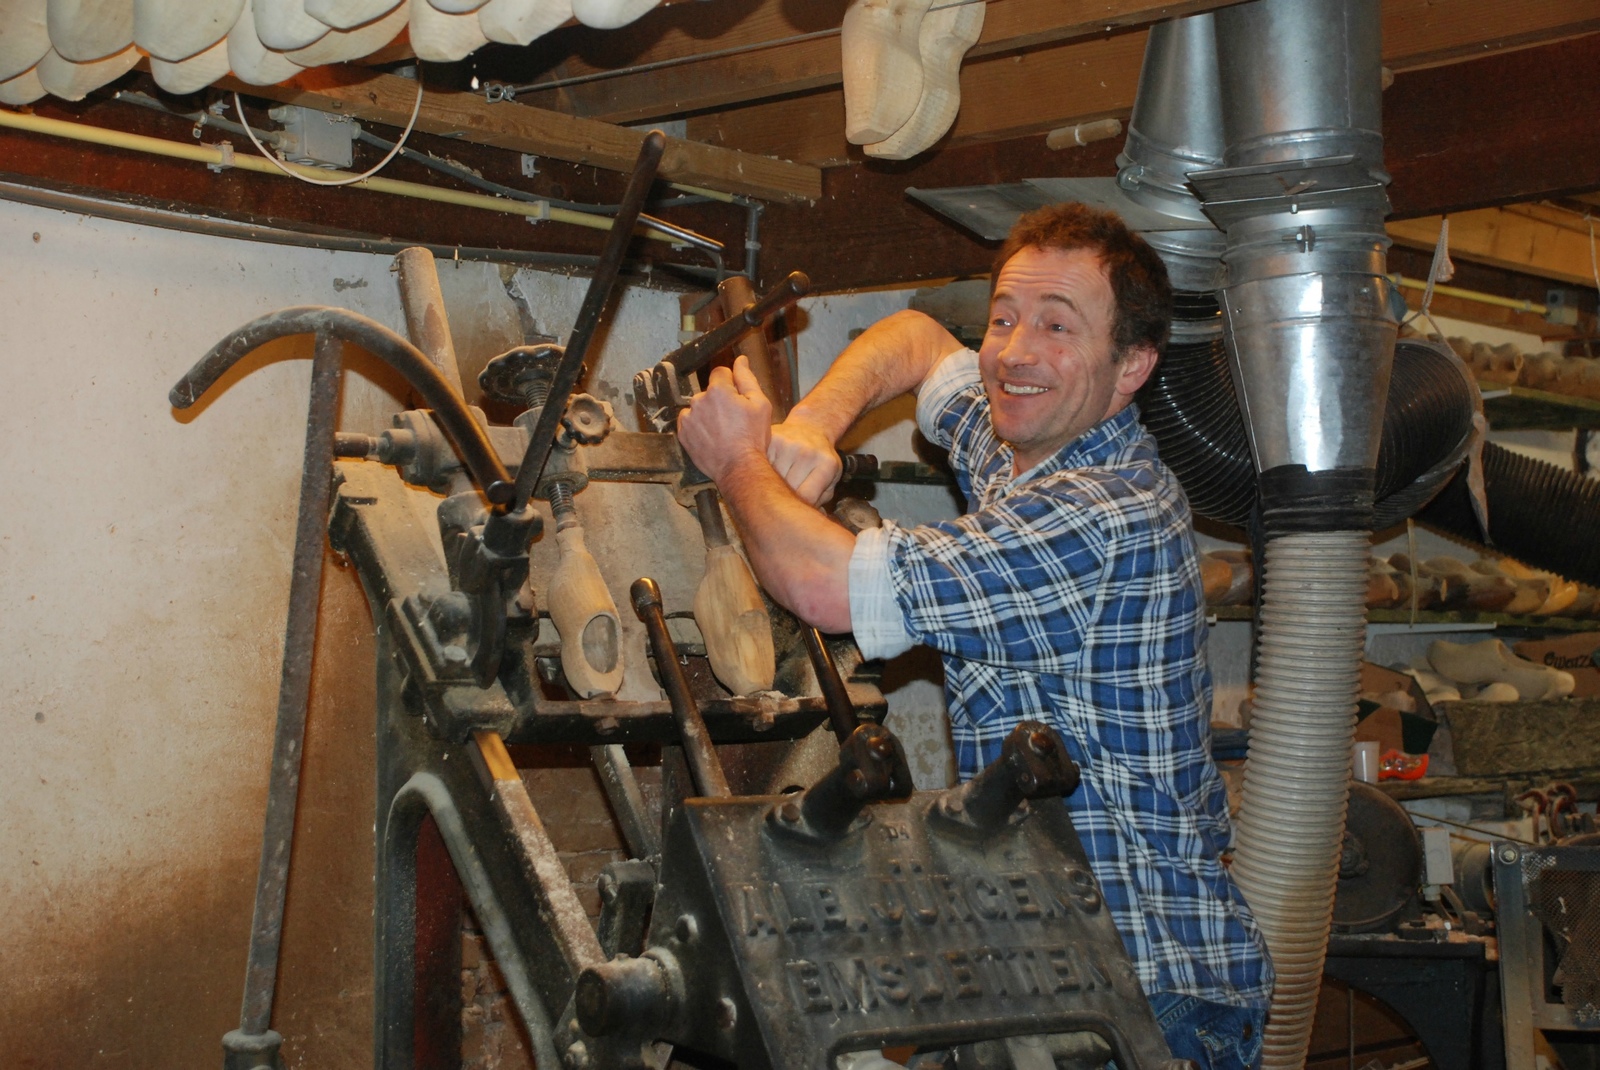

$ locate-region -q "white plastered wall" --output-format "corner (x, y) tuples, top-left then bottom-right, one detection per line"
(0, 201), (694, 1068)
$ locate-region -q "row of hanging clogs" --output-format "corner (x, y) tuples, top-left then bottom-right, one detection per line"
(0, 0), (660, 104)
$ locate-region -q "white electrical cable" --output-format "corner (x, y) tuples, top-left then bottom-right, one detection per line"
(232, 72), (425, 188)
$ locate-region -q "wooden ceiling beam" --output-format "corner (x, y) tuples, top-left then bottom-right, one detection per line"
(1389, 206), (1600, 289)
(0, 86), (745, 276)
(755, 33), (1600, 293)
(509, 0), (1231, 125)
(687, 0), (1600, 166)
(217, 67), (821, 203)
(1386, 33), (1600, 218)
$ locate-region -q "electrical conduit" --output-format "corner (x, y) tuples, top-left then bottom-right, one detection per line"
(0, 108), (688, 244)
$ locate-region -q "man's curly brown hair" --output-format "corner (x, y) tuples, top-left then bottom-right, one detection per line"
(993, 202), (1173, 361)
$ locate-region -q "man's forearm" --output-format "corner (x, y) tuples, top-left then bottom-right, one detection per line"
(714, 450), (856, 633)
(786, 309), (964, 444)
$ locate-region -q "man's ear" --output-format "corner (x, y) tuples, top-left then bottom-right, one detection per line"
(1115, 344), (1160, 397)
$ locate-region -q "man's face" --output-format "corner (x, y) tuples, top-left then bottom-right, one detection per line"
(978, 245), (1158, 473)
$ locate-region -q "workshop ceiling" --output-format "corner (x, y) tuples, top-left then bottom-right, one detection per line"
(1, 0), (1599, 313)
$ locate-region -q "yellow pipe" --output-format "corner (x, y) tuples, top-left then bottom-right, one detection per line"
(1390, 273), (1549, 316)
(0, 108), (686, 244)
(667, 182), (737, 203)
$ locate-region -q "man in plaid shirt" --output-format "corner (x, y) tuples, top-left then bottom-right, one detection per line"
(679, 203), (1272, 1068)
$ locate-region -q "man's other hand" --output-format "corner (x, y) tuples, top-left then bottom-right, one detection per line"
(768, 422), (842, 506)
(678, 355), (773, 483)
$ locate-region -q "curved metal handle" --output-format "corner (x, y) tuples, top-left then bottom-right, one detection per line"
(171, 305), (513, 502)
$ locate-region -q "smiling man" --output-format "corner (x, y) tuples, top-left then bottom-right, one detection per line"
(677, 203), (1272, 1068)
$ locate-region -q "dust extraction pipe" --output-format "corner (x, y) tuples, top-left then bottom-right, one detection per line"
(1121, 4), (1397, 1067)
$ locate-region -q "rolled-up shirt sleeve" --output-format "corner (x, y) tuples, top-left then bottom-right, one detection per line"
(848, 524), (916, 660)
(916, 348), (981, 448)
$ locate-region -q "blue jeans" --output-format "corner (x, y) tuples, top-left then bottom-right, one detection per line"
(1147, 991), (1266, 1070)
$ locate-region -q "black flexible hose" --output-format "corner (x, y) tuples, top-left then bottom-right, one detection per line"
(1142, 296), (1600, 586)
(1139, 295), (1477, 530)
(1418, 441), (1600, 588)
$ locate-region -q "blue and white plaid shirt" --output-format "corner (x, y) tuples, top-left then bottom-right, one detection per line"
(848, 349), (1273, 1011)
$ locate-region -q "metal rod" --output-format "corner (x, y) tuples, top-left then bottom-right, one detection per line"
(630, 577), (731, 798)
(656, 270), (809, 381)
(389, 772), (562, 1070)
(590, 744), (661, 858)
(801, 629), (859, 743)
(237, 330), (343, 1036)
(693, 487), (730, 548)
(511, 132), (667, 515)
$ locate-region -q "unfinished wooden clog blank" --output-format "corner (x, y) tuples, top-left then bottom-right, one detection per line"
(253, 0), (328, 50)
(229, 0), (307, 84)
(284, 0), (404, 64)
(304, 0), (399, 31)
(569, 0), (654, 29)
(863, 0), (983, 160)
(408, 0), (488, 61)
(477, 0), (568, 45)
(0, 63), (46, 104)
(548, 526), (625, 699)
(35, 42), (138, 98)
(0, 0), (51, 83)
(695, 543), (775, 697)
(46, 0), (133, 62)
(1427, 637), (1576, 700)
(134, 0), (244, 61)
(149, 34), (231, 92)
(841, 0), (935, 145)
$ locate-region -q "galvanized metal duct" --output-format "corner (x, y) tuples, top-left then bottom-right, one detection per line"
(1115, 12), (1227, 294)
(1213, 2), (1394, 1065)
(1120, 4), (1397, 1067)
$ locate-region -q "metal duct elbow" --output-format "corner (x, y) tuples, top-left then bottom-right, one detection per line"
(1202, 0), (1396, 531)
(1116, 13), (1227, 292)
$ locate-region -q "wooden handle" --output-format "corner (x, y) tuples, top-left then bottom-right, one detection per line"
(694, 543), (775, 696)
(716, 274), (792, 419)
(394, 247), (465, 395)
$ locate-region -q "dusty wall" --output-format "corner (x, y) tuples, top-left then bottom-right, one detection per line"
(0, 200), (422, 1068)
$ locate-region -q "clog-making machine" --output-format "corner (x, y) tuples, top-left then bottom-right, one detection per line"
(174, 134), (1185, 1070)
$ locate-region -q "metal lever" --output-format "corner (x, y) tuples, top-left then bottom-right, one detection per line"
(509, 131), (667, 515)
(630, 577), (731, 799)
(802, 628), (860, 743)
(769, 722), (913, 842)
(632, 272), (810, 432)
(172, 306), (513, 503)
(933, 721), (1081, 832)
(220, 331), (341, 1070)
(659, 270), (809, 380)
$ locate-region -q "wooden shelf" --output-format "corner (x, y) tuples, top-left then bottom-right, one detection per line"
(1481, 386), (1600, 430)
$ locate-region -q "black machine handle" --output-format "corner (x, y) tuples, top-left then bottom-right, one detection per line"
(508, 131), (667, 514)
(658, 270), (809, 382)
(630, 577), (732, 799)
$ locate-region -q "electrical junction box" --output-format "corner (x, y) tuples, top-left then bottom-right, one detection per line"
(268, 105), (355, 169)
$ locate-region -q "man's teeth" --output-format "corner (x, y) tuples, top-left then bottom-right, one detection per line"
(1003, 383), (1048, 395)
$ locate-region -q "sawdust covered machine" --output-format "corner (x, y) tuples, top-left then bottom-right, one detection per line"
(174, 134), (1186, 1070)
